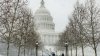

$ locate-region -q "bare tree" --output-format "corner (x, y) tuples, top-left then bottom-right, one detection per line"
(72, 1), (87, 56)
(14, 7), (39, 56)
(58, 18), (79, 56)
(68, 18), (79, 56)
(0, 0), (39, 56)
(0, 0), (23, 56)
(84, 0), (100, 56)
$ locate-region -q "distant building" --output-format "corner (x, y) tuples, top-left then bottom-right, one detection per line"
(34, 0), (60, 55)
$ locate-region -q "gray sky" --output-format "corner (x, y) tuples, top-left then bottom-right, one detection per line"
(27, 0), (100, 32)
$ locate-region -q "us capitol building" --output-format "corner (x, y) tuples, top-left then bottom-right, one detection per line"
(34, 0), (59, 49)
(33, 0), (62, 55)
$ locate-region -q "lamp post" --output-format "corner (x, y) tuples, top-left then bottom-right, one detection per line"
(36, 42), (39, 56)
(65, 42), (68, 56)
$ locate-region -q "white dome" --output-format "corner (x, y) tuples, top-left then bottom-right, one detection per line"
(35, 0), (50, 15)
(35, 7), (50, 15)
(34, 0), (55, 31)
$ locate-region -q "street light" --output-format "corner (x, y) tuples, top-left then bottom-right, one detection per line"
(65, 42), (68, 56)
(36, 41), (39, 56)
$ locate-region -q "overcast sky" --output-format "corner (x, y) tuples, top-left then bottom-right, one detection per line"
(27, 0), (100, 32)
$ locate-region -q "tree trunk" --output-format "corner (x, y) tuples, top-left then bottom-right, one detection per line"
(31, 49), (32, 56)
(24, 46), (26, 56)
(7, 42), (10, 56)
(75, 46), (77, 56)
(94, 47), (97, 56)
(81, 43), (84, 56)
(18, 46), (21, 56)
(71, 46), (73, 56)
(36, 46), (38, 56)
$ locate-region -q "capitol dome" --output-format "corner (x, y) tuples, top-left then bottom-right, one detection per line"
(34, 0), (55, 31)
(35, 7), (50, 15)
(34, 0), (50, 15)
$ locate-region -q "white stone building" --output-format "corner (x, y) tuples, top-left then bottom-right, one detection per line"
(34, 0), (60, 53)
